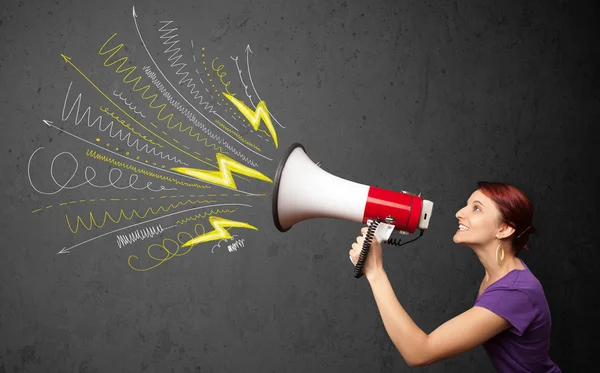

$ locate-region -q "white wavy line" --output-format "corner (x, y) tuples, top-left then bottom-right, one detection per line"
(112, 90), (146, 118)
(61, 82), (188, 165)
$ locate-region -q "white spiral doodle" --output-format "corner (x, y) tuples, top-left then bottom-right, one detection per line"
(28, 147), (176, 195)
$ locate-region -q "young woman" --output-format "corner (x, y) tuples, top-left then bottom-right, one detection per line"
(349, 181), (561, 372)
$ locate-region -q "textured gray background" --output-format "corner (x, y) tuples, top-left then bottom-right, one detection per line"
(1, 0), (598, 372)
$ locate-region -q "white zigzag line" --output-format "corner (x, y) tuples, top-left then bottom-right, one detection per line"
(62, 82), (188, 166)
(142, 65), (260, 168)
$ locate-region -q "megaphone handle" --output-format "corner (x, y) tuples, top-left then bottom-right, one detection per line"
(353, 217), (381, 278)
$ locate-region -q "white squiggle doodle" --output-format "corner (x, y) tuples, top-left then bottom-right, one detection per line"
(211, 234), (239, 253)
(112, 90), (146, 118)
(28, 147), (176, 195)
(62, 82), (188, 166)
(116, 224), (175, 248)
(227, 238), (245, 252)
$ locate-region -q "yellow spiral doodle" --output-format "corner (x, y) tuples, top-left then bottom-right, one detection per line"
(127, 214), (255, 271)
(128, 224), (205, 271)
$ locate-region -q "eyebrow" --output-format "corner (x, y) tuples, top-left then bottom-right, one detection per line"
(473, 200), (485, 206)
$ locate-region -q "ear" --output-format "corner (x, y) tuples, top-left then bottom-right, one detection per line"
(496, 224), (516, 240)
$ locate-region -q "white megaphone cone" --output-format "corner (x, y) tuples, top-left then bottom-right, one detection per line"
(272, 143), (434, 278)
(272, 143), (433, 234)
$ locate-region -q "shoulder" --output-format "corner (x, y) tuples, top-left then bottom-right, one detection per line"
(475, 270), (546, 335)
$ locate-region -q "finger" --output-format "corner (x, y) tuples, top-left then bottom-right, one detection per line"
(361, 226), (368, 235)
(356, 236), (364, 245)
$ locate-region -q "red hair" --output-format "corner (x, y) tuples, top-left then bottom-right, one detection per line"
(477, 181), (535, 253)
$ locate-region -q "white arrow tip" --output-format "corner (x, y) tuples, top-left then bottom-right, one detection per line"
(57, 247), (69, 254)
(43, 120), (53, 127)
(132, 5), (137, 17)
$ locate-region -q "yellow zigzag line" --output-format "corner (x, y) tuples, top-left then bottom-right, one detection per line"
(86, 149), (210, 189)
(98, 34), (226, 153)
(176, 209), (237, 225)
(223, 93), (279, 149)
(181, 215), (256, 247)
(66, 199), (215, 234)
(214, 119), (261, 152)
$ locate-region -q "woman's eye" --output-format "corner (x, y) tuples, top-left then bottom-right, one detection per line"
(473, 206), (481, 211)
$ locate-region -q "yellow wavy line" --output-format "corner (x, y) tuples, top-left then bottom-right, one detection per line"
(85, 149), (211, 189)
(66, 199), (215, 234)
(214, 119), (262, 152)
(98, 34), (227, 154)
(32, 194), (249, 214)
(175, 208), (237, 225)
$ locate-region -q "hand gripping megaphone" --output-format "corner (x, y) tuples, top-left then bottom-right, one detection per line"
(272, 143), (434, 278)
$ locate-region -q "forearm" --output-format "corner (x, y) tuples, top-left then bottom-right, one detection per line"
(368, 270), (429, 366)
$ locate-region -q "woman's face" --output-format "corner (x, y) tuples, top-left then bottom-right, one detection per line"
(453, 189), (503, 247)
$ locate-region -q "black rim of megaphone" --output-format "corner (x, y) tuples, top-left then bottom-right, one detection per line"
(272, 142), (306, 232)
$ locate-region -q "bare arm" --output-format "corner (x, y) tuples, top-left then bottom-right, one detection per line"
(367, 270), (511, 367)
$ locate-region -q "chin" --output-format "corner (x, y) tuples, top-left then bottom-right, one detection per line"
(452, 232), (461, 244)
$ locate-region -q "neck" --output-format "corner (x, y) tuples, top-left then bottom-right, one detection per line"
(472, 242), (522, 284)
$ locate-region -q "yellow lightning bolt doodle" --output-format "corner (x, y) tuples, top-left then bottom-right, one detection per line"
(222, 92), (279, 149)
(181, 215), (257, 247)
(172, 152), (272, 190)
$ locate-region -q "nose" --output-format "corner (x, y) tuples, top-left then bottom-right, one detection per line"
(455, 206), (465, 219)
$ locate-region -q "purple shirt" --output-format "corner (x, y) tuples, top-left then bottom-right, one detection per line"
(474, 259), (561, 373)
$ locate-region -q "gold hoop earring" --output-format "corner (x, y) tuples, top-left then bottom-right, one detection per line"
(496, 244), (505, 266)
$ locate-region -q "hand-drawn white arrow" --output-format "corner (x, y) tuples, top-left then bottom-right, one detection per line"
(57, 203), (252, 254)
(245, 44), (286, 129)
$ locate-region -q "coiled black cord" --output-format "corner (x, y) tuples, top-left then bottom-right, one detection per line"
(354, 217), (380, 278)
(353, 219), (425, 278)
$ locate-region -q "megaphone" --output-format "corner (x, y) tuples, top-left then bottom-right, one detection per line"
(272, 143), (434, 278)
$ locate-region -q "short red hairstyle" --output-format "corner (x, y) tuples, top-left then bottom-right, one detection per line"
(477, 181), (535, 253)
